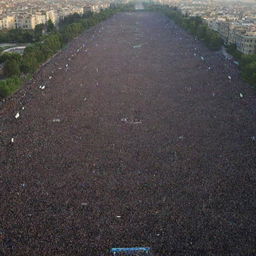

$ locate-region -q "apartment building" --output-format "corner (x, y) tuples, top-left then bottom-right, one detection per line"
(83, 5), (92, 13)
(235, 32), (256, 54)
(84, 3), (110, 14)
(218, 21), (230, 43)
(0, 15), (15, 29)
(15, 13), (36, 29)
(57, 8), (75, 21)
(34, 12), (47, 25)
(0, 1), (111, 31)
(45, 10), (58, 24)
(228, 23), (247, 44)
(73, 7), (84, 15)
(205, 18), (219, 32)
(91, 5), (101, 13)
(14, 10), (59, 30)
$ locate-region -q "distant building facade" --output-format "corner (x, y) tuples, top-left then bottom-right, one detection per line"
(235, 32), (256, 55)
(0, 15), (15, 29)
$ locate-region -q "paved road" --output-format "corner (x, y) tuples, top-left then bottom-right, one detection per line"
(1, 12), (256, 255)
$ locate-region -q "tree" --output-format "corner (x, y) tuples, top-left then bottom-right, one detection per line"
(20, 55), (39, 74)
(197, 24), (207, 40)
(0, 31), (8, 43)
(205, 30), (223, 50)
(241, 61), (256, 85)
(22, 30), (34, 42)
(0, 52), (22, 64)
(44, 33), (62, 53)
(47, 19), (55, 33)
(3, 59), (21, 77)
(240, 54), (256, 67)
(7, 29), (34, 43)
(83, 11), (93, 19)
(34, 24), (45, 41)
(0, 77), (21, 98)
(61, 23), (84, 43)
(226, 44), (242, 60)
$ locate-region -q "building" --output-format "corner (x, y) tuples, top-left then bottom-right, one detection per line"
(217, 21), (230, 43)
(0, 1), (111, 32)
(205, 18), (219, 32)
(227, 23), (246, 45)
(0, 15), (15, 30)
(14, 10), (59, 30)
(83, 5), (92, 14)
(91, 4), (101, 13)
(15, 13), (36, 29)
(235, 32), (256, 54)
(45, 10), (58, 24)
(34, 12), (47, 26)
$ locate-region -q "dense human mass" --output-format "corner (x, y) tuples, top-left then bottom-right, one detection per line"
(0, 11), (256, 255)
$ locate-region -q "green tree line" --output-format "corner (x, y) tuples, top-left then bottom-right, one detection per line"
(227, 44), (256, 86)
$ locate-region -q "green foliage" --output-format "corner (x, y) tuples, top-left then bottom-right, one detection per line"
(44, 33), (63, 53)
(205, 30), (223, 50)
(34, 24), (45, 41)
(0, 29), (34, 43)
(197, 24), (207, 40)
(226, 43), (237, 55)
(240, 54), (256, 67)
(3, 58), (21, 77)
(0, 52), (22, 64)
(226, 44), (242, 60)
(20, 54), (39, 74)
(21, 33), (62, 73)
(241, 59), (256, 86)
(225, 48), (256, 87)
(47, 19), (55, 33)
(61, 22), (84, 43)
(0, 76), (21, 97)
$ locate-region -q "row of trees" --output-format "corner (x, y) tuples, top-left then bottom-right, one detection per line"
(227, 44), (256, 86)
(0, 4), (134, 97)
(145, 4), (223, 51)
